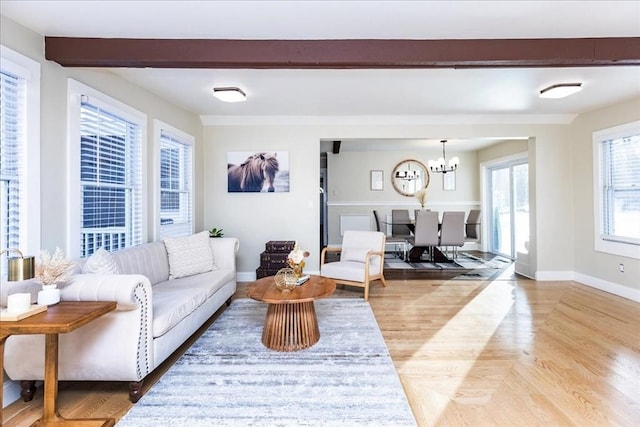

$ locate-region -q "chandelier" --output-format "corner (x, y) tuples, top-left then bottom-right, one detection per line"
(394, 169), (420, 181)
(428, 140), (459, 174)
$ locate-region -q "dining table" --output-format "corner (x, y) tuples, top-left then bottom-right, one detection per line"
(381, 220), (451, 263)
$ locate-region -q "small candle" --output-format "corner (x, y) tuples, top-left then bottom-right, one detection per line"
(7, 293), (31, 314)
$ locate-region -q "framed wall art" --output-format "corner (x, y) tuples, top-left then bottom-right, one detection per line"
(370, 170), (384, 191)
(227, 151), (290, 192)
(443, 171), (456, 191)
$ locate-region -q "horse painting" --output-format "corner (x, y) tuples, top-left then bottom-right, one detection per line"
(227, 152), (280, 192)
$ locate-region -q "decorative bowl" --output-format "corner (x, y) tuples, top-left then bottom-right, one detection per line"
(274, 268), (297, 293)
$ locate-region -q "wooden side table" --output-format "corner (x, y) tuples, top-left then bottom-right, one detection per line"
(0, 301), (117, 427)
(247, 275), (336, 352)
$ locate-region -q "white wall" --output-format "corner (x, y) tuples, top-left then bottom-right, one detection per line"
(571, 98), (640, 296)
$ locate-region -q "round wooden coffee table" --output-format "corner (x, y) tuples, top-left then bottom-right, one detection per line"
(246, 274), (336, 352)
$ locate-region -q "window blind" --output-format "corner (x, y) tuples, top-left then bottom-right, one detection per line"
(159, 129), (193, 239)
(600, 134), (640, 245)
(80, 98), (143, 256)
(0, 69), (25, 260)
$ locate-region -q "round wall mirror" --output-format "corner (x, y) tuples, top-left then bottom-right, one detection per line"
(391, 159), (430, 197)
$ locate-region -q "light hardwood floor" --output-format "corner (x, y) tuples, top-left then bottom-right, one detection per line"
(3, 271), (640, 426)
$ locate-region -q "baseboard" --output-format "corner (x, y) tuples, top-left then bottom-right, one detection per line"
(573, 272), (640, 303)
(534, 270), (574, 281)
(237, 272), (256, 282)
(3, 379), (20, 408)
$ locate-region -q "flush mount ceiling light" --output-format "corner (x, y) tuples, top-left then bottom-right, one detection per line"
(539, 83), (583, 99)
(212, 87), (247, 103)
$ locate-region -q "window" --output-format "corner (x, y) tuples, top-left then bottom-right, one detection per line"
(155, 121), (194, 239)
(593, 121), (640, 259)
(0, 46), (40, 277)
(68, 80), (146, 257)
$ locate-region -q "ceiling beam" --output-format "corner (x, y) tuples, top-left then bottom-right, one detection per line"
(44, 37), (640, 69)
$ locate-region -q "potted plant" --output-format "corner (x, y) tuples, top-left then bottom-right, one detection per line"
(209, 227), (224, 238)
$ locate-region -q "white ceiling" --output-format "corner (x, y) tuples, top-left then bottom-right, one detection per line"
(2, 1), (640, 142)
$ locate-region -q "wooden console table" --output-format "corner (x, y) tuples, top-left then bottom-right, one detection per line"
(0, 301), (117, 426)
(247, 275), (336, 352)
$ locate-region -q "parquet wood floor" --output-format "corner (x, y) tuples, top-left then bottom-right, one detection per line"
(3, 272), (639, 426)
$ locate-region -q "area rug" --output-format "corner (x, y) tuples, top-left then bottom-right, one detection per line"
(384, 252), (513, 280)
(118, 298), (416, 427)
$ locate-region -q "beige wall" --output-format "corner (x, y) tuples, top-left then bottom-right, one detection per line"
(325, 149), (480, 245)
(203, 126), (320, 275)
(202, 121), (576, 281)
(571, 98), (640, 292)
(1, 15), (205, 251)
(477, 139), (528, 164)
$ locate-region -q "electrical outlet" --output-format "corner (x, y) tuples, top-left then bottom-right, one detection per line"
(618, 263), (625, 273)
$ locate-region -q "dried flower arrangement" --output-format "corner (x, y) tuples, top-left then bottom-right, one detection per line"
(415, 188), (428, 209)
(287, 242), (310, 277)
(35, 247), (75, 288)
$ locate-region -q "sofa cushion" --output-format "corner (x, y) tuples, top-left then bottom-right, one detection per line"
(152, 286), (209, 338)
(164, 269), (236, 298)
(111, 241), (170, 286)
(164, 231), (216, 279)
(82, 247), (120, 274)
(321, 261), (370, 283)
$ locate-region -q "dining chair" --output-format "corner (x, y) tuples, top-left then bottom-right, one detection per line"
(407, 210), (439, 262)
(391, 209), (412, 238)
(373, 210), (408, 260)
(465, 209), (481, 242)
(439, 211), (465, 259)
(320, 230), (387, 301)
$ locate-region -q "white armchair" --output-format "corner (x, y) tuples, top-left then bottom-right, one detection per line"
(320, 230), (387, 301)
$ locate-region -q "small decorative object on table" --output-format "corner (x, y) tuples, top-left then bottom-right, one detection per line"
(287, 242), (310, 278)
(274, 268), (297, 293)
(35, 247), (75, 306)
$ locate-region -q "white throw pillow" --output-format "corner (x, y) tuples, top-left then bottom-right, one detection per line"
(164, 231), (216, 279)
(341, 247), (371, 263)
(82, 247), (120, 274)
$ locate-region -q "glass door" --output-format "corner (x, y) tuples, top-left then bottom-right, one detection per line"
(487, 159), (529, 259)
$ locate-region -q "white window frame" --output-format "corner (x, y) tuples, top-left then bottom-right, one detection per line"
(0, 45), (41, 263)
(67, 79), (147, 258)
(153, 120), (194, 240)
(592, 120), (640, 260)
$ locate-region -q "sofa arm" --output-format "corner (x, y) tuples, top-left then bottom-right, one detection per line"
(209, 237), (239, 271)
(0, 278), (41, 306)
(61, 274), (153, 311)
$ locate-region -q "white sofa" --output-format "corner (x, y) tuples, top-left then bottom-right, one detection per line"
(3, 236), (239, 402)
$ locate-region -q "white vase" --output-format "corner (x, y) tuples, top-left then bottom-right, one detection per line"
(37, 285), (61, 306)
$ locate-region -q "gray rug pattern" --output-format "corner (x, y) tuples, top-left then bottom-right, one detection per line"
(453, 254), (513, 280)
(385, 252), (510, 270)
(118, 298), (416, 427)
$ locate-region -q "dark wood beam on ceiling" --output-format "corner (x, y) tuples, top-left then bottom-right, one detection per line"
(44, 37), (640, 69)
